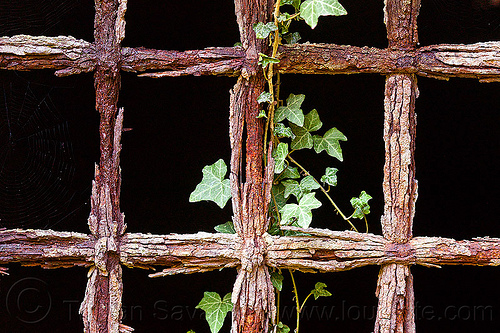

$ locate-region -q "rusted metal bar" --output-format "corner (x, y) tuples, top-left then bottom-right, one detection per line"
(0, 35), (96, 75)
(2, 35), (500, 82)
(374, 1), (421, 332)
(2, 228), (500, 273)
(79, 0), (128, 332)
(229, 0), (276, 332)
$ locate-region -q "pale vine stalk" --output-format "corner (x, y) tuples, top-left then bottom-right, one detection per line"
(263, 0), (282, 159)
(262, 1), (360, 233)
(288, 269), (301, 333)
(261, 2), (358, 332)
(287, 154), (359, 232)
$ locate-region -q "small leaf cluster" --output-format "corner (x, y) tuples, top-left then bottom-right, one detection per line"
(253, 0), (347, 48)
(270, 268), (332, 333)
(264, 93), (363, 233)
(186, 2), (372, 333)
(273, 93), (347, 160)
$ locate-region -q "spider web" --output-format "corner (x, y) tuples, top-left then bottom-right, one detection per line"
(0, 0), (77, 36)
(0, 75), (84, 229)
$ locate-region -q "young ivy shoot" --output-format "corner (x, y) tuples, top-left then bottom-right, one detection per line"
(188, 1), (372, 332)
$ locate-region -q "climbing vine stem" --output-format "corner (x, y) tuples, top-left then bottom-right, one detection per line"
(188, 1), (374, 332)
(287, 154), (358, 232)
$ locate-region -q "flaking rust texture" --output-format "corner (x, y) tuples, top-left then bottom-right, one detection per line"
(375, 1), (420, 332)
(230, 0), (276, 332)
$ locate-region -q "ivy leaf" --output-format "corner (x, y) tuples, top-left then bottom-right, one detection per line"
(190, 159), (231, 209)
(313, 127), (347, 161)
(269, 183), (286, 236)
(350, 191), (372, 219)
(311, 282), (332, 300)
(277, 13), (292, 34)
(271, 182), (287, 212)
(290, 124), (313, 150)
(276, 322), (291, 333)
(290, 109), (322, 150)
(253, 22), (278, 39)
(282, 175), (320, 200)
(270, 270), (284, 291)
(187, 330), (196, 333)
(300, 0), (348, 29)
(275, 122), (295, 139)
(300, 175), (321, 192)
(258, 53), (280, 68)
(320, 167), (338, 186)
(280, 192), (322, 228)
(277, 166), (301, 180)
(257, 110), (267, 119)
(267, 218), (282, 236)
(283, 32), (301, 44)
(281, 0), (301, 11)
(304, 109), (323, 131)
(275, 93), (306, 126)
(273, 143), (289, 174)
(257, 91), (273, 104)
(196, 292), (232, 333)
(214, 221), (236, 234)
(282, 179), (300, 199)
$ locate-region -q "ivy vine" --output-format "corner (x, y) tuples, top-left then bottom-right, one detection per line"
(187, 1), (373, 332)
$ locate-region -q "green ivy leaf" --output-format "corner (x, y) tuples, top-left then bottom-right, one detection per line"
(277, 13), (292, 34)
(350, 191), (372, 219)
(290, 109), (322, 150)
(253, 22), (278, 39)
(214, 221), (236, 234)
(313, 127), (347, 161)
(257, 91), (273, 104)
(275, 93), (306, 126)
(278, 166), (301, 180)
(258, 53), (280, 68)
(280, 192), (322, 227)
(300, 175), (321, 192)
(281, 179), (300, 199)
(270, 270), (284, 291)
(196, 292), (232, 333)
(290, 124), (313, 150)
(233, 42), (242, 47)
(282, 175), (320, 200)
(187, 330), (196, 333)
(271, 182), (287, 213)
(257, 110), (267, 119)
(281, 0), (301, 11)
(269, 182), (286, 236)
(275, 122), (295, 139)
(320, 167), (338, 186)
(300, 0), (347, 29)
(278, 13), (292, 22)
(190, 159), (231, 209)
(273, 143), (289, 174)
(276, 322), (291, 333)
(311, 282), (332, 300)
(267, 218), (282, 236)
(283, 32), (301, 44)
(305, 109), (322, 131)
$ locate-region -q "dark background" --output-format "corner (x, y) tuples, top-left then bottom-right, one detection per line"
(0, 0), (499, 332)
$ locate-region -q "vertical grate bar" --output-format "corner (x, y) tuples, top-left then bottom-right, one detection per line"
(80, 1), (128, 332)
(230, 0), (275, 332)
(375, 1), (421, 332)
